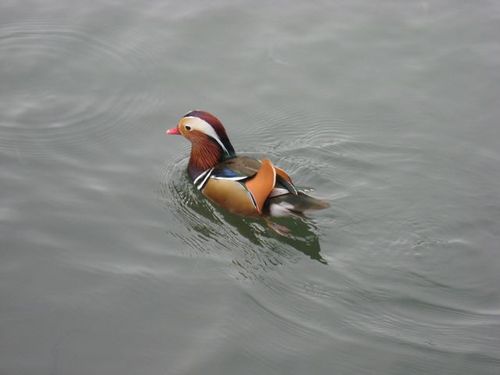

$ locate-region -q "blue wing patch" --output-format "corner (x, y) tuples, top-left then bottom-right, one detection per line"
(214, 167), (240, 178)
(212, 166), (249, 181)
(211, 156), (260, 181)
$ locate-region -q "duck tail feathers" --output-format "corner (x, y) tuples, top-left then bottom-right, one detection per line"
(266, 192), (329, 217)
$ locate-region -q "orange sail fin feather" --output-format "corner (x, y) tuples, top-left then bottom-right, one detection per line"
(244, 159), (276, 213)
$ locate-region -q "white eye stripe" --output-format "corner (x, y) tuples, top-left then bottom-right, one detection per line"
(184, 116), (229, 155)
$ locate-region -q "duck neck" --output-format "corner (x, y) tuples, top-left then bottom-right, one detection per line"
(188, 139), (233, 180)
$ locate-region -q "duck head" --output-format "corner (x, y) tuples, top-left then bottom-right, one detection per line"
(166, 110), (236, 179)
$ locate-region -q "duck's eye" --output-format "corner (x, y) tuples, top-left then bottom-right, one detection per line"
(185, 125), (191, 131)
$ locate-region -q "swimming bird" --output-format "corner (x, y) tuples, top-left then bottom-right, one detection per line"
(166, 110), (329, 218)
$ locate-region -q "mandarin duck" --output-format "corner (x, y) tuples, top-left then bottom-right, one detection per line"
(166, 111), (329, 218)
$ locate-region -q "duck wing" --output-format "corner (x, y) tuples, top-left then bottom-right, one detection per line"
(211, 156), (261, 180)
(215, 156), (301, 214)
(214, 156), (299, 195)
(214, 157), (276, 214)
(198, 156), (310, 215)
(194, 156), (260, 190)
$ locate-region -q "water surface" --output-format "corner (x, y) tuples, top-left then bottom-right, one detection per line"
(1, 1), (500, 374)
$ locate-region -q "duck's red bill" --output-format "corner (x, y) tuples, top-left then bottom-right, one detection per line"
(166, 127), (180, 135)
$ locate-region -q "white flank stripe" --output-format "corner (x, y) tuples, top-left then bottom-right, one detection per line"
(193, 168), (211, 185)
(196, 168), (214, 190)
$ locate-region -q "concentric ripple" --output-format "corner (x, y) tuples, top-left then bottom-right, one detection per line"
(0, 21), (155, 155)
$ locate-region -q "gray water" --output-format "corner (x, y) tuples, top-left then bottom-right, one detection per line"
(1, 1), (500, 374)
